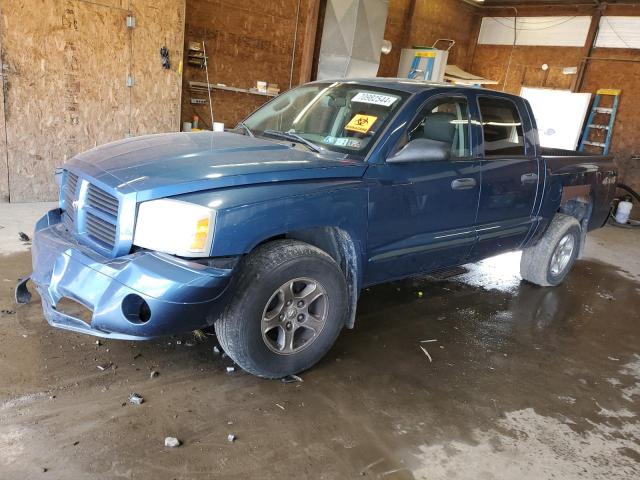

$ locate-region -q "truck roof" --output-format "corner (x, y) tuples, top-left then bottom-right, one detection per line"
(310, 77), (518, 97)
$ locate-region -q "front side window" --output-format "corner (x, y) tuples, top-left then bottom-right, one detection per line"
(407, 96), (470, 158)
(242, 82), (409, 158)
(478, 97), (525, 156)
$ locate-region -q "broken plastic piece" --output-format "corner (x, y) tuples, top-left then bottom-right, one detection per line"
(281, 374), (303, 383)
(15, 276), (32, 304)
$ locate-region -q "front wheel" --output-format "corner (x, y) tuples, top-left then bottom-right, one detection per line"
(520, 213), (581, 287)
(215, 240), (348, 378)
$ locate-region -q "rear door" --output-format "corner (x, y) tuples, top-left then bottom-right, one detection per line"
(470, 95), (540, 260)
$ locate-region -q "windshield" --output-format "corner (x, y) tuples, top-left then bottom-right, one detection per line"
(241, 82), (409, 158)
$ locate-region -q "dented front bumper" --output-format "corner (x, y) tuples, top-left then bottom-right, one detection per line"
(21, 209), (234, 340)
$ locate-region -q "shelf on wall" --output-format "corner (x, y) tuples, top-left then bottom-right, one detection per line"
(189, 81), (278, 97)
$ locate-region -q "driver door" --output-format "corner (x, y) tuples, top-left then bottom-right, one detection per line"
(365, 95), (481, 284)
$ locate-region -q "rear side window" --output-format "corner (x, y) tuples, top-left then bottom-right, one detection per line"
(478, 97), (525, 156)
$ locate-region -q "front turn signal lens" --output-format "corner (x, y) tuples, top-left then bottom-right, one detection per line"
(190, 217), (210, 252)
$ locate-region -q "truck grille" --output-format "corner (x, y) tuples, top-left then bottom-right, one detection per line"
(87, 184), (119, 218)
(85, 212), (117, 247)
(63, 172), (79, 228)
(61, 171), (121, 252)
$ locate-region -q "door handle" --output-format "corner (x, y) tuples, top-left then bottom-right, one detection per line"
(451, 178), (477, 190)
(521, 173), (538, 184)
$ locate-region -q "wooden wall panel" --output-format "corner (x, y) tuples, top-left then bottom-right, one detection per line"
(181, 0), (315, 129)
(0, 24), (8, 202)
(130, 0), (185, 135)
(378, 0), (412, 78)
(2, 0), (129, 202)
(0, 0), (185, 202)
(581, 49), (640, 191)
(409, 0), (479, 69)
(378, 0), (481, 78)
(470, 45), (584, 93)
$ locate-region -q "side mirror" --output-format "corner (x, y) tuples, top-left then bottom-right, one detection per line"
(387, 138), (450, 163)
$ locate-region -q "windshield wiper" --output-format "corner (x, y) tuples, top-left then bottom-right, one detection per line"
(237, 122), (254, 137)
(263, 129), (321, 153)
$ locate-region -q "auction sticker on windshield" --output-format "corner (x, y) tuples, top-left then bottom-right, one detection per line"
(345, 114), (378, 134)
(352, 92), (398, 107)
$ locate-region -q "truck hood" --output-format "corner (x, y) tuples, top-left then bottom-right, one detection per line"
(66, 132), (367, 201)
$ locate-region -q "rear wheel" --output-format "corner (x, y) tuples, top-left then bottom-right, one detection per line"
(215, 240), (348, 378)
(520, 213), (581, 287)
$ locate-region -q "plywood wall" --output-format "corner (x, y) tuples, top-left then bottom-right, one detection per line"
(182, 0), (479, 128)
(0, 0), (185, 202)
(130, 0), (186, 136)
(0, 23), (8, 203)
(181, 0), (317, 129)
(378, 0), (480, 78)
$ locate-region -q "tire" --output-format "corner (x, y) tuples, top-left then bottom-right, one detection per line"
(520, 213), (581, 287)
(215, 239), (348, 378)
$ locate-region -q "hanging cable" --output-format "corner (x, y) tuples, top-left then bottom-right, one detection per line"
(492, 16), (579, 31)
(602, 16), (634, 49)
(502, 8), (518, 92)
(202, 40), (214, 131)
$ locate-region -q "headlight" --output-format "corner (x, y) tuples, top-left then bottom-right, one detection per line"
(133, 199), (216, 257)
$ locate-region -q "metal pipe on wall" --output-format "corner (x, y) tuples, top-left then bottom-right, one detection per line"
(289, 0), (302, 89)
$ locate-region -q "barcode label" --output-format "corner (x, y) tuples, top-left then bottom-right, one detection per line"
(352, 92), (398, 107)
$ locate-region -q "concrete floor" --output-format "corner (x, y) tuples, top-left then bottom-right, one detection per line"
(1, 203), (639, 479)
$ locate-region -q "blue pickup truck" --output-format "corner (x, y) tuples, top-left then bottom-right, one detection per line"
(17, 79), (616, 378)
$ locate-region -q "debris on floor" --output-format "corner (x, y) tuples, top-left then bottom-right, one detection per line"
(192, 329), (206, 342)
(18, 232), (30, 242)
(97, 362), (113, 371)
(213, 346), (221, 355)
(281, 374), (303, 383)
(1, 309), (16, 315)
(226, 366), (235, 373)
(164, 437), (181, 448)
(419, 345), (433, 362)
(227, 433), (236, 443)
(149, 370), (159, 379)
(128, 393), (144, 405)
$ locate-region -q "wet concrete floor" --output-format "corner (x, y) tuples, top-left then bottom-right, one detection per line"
(1, 249), (639, 479)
